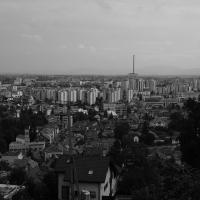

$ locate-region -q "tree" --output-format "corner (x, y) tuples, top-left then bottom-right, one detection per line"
(88, 109), (97, 121)
(0, 138), (7, 153)
(0, 160), (11, 171)
(177, 99), (200, 168)
(118, 153), (200, 200)
(142, 132), (155, 146)
(117, 144), (157, 195)
(104, 110), (108, 118)
(9, 168), (26, 185)
(108, 112), (114, 120)
(43, 171), (58, 200)
(109, 140), (123, 166)
(114, 121), (130, 141)
(141, 121), (149, 135)
(168, 111), (184, 131)
(127, 106), (132, 115)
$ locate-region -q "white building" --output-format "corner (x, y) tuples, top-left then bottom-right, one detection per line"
(78, 89), (87, 103)
(9, 129), (45, 152)
(137, 79), (145, 92)
(69, 89), (77, 103)
(87, 88), (99, 105)
(127, 89), (134, 103)
(149, 79), (157, 92)
(58, 90), (68, 104)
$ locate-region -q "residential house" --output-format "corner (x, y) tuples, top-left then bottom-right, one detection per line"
(44, 145), (63, 161)
(55, 156), (117, 200)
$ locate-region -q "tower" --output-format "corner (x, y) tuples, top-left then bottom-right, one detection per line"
(128, 55), (138, 90)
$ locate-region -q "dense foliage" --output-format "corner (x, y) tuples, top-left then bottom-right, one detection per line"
(9, 168), (58, 200)
(168, 98), (200, 168)
(0, 105), (47, 152)
(111, 100), (200, 199)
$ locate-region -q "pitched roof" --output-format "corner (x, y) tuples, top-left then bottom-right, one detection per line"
(44, 145), (62, 153)
(55, 156), (110, 183)
(2, 152), (21, 157)
(16, 135), (25, 140)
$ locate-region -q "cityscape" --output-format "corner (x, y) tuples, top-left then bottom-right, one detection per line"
(1, 0), (200, 200)
(0, 59), (200, 199)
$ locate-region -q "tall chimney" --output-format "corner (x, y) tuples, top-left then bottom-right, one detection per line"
(133, 55), (135, 74)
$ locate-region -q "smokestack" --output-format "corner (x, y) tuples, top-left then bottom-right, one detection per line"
(133, 55), (135, 74)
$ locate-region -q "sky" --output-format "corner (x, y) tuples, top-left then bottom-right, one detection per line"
(0, 0), (200, 75)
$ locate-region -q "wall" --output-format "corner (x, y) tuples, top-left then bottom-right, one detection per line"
(58, 173), (100, 200)
(100, 167), (117, 198)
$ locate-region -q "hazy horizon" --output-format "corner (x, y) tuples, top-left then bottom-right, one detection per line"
(1, 0), (200, 75)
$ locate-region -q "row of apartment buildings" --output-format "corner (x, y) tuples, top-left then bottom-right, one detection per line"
(32, 87), (151, 105)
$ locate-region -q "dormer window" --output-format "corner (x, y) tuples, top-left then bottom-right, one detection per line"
(88, 170), (93, 175)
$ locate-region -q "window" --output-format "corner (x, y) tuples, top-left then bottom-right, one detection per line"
(88, 170), (93, 175)
(62, 186), (69, 200)
(90, 191), (96, 199)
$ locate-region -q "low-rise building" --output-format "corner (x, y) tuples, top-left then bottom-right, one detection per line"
(9, 129), (45, 152)
(0, 152), (24, 166)
(44, 145), (63, 161)
(55, 156), (117, 200)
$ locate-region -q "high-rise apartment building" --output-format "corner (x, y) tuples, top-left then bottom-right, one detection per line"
(149, 79), (157, 92)
(127, 89), (134, 102)
(107, 88), (121, 103)
(78, 89), (87, 103)
(137, 79), (145, 92)
(58, 90), (68, 104)
(87, 88), (99, 105)
(69, 89), (77, 102)
(46, 88), (57, 101)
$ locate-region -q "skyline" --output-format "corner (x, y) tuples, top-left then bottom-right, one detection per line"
(1, 0), (200, 75)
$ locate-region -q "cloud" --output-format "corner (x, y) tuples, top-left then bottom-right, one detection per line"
(103, 47), (120, 51)
(78, 44), (85, 49)
(78, 44), (96, 52)
(89, 45), (96, 53)
(60, 45), (68, 49)
(21, 34), (43, 42)
(93, 0), (112, 10)
(1, 0), (200, 74)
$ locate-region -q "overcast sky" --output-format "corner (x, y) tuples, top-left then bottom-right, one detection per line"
(0, 0), (200, 75)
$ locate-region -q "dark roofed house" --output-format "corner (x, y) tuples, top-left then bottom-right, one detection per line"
(44, 145), (63, 161)
(55, 156), (117, 200)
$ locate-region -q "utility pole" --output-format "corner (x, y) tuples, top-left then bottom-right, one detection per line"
(68, 104), (80, 200)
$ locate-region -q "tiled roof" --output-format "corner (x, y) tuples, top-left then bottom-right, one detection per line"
(44, 145), (62, 153)
(55, 156), (110, 183)
(16, 135), (25, 140)
(2, 152), (21, 157)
